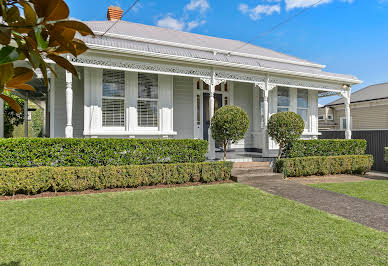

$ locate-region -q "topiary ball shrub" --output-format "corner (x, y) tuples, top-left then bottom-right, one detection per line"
(211, 106), (250, 160)
(267, 112), (304, 159)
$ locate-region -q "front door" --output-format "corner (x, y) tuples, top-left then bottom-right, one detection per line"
(203, 93), (223, 141)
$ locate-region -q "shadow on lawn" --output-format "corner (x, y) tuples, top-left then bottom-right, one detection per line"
(0, 261), (21, 266)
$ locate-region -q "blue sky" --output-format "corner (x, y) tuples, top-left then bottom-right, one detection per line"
(67, 0), (388, 104)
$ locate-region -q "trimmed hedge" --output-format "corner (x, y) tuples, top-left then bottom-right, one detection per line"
(283, 139), (367, 158)
(0, 161), (233, 196)
(384, 147), (388, 163)
(0, 138), (208, 168)
(275, 155), (373, 178)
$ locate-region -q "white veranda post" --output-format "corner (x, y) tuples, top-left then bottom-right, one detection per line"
(342, 86), (352, 139)
(201, 70), (224, 160)
(65, 70), (73, 138)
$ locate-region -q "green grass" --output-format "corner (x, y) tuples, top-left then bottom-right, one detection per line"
(311, 180), (388, 205)
(0, 184), (387, 265)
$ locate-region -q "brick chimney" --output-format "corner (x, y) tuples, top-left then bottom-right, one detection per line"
(107, 6), (123, 21)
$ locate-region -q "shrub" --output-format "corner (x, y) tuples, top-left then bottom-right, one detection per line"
(0, 161), (234, 196)
(3, 92), (24, 138)
(275, 155), (373, 178)
(384, 147), (388, 164)
(211, 106), (249, 160)
(0, 138), (208, 168)
(267, 112), (304, 159)
(283, 139), (367, 158)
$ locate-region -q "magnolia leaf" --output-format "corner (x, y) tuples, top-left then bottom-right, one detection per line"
(34, 0), (69, 21)
(72, 39), (88, 56)
(39, 61), (49, 85)
(5, 6), (20, 23)
(6, 83), (35, 91)
(22, 2), (38, 25)
(0, 46), (19, 65)
(0, 27), (11, 45)
(6, 67), (34, 87)
(46, 54), (78, 77)
(28, 50), (43, 68)
(0, 63), (14, 87)
(34, 27), (48, 50)
(0, 93), (21, 113)
(54, 21), (95, 36)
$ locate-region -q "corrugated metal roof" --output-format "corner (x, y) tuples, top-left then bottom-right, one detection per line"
(327, 83), (388, 106)
(80, 20), (360, 83)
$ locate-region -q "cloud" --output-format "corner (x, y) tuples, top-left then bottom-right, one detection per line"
(156, 15), (185, 31)
(156, 0), (209, 32)
(285, 0), (354, 10)
(185, 0), (210, 13)
(239, 3), (281, 20)
(187, 20), (206, 31)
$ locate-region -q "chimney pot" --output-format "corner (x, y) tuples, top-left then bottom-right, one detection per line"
(107, 6), (123, 21)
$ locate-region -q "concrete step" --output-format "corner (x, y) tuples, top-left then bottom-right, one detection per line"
(232, 166), (274, 176)
(236, 173), (284, 182)
(233, 162), (270, 168)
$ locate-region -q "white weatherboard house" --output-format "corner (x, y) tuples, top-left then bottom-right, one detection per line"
(11, 7), (362, 159)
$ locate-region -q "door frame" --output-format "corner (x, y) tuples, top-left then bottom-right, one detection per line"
(192, 79), (233, 139)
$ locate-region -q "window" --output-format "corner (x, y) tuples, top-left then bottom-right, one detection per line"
(297, 89), (309, 128)
(277, 87), (290, 112)
(102, 70), (125, 127)
(196, 94), (201, 125)
(259, 89), (264, 128)
(340, 117), (352, 130)
(318, 115), (324, 120)
(137, 73), (158, 127)
(327, 114), (333, 120)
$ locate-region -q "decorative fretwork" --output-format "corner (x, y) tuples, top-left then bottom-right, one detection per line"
(69, 55), (212, 77)
(269, 76), (343, 91)
(70, 54), (346, 94)
(215, 70), (266, 84)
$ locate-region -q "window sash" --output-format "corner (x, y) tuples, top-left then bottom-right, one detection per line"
(137, 73), (159, 127)
(102, 70), (125, 128)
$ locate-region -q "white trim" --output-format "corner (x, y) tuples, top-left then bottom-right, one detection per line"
(93, 31), (326, 69)
(49, 70), (56, 138)
(83, 130), (177, 136)
(85, 44), (362, 84)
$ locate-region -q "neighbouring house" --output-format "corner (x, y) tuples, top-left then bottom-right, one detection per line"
(319, 83), (388, 131)
(0, 6), (361, 158)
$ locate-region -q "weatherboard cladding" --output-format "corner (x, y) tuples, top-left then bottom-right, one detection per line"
(80, 21), (358, 82)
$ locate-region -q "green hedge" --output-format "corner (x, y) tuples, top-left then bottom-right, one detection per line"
(275, 155), (373, 178)
(384, 147), (388, 163)
(283, 139), (367, 158)
(0, 161), (233, 196)
(0, 138), (208, 168)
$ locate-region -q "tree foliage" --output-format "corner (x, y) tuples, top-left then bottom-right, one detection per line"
(211, 106), (250, 160)
(3, 91), (24, 137)
(0, 0), (94, 112)
(267, 112), (304, 159)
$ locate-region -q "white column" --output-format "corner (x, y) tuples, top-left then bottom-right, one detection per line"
(201, 70), (224, 160)
(65, 70), (73, 138)
(0, 99), (4, 138)
(342, 86), (351, 139)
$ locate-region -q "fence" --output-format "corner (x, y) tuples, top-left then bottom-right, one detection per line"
(319, 130), (388, 172)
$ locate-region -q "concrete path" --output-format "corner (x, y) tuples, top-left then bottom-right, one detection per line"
(233, 163), (388, 232)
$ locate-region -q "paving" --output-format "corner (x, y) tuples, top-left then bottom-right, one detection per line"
(232, 162), (388, 232)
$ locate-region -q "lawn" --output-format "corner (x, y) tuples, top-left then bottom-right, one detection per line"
(0, 184), (387, 265)
(311, 180), (388, 205)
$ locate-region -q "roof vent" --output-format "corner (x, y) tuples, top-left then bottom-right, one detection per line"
(107, 6), (123, 21)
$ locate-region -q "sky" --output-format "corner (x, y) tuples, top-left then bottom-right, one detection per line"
(66, 0), (388, 105)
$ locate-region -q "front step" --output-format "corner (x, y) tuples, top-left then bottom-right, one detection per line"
(232, 161), (283, 182)
(233, 162), (271, 168)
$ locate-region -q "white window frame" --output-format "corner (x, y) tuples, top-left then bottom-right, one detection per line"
(318, 115), (324, 120)
(101, 69), (126, 131)
(340, 116), (352, 130)
(136, 73), (159, 130)
(327, 114), (334, 120)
